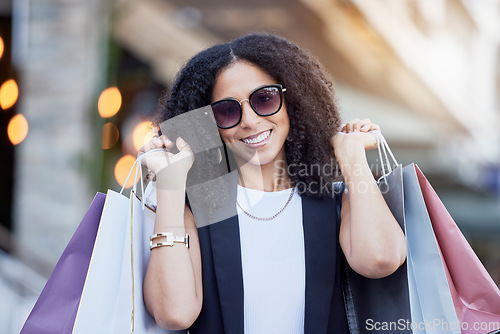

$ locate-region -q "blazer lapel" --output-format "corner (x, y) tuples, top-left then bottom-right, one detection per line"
(209, 214), (244, 334)
(302, 195), (338, 334)
(208, 170), (244, 334)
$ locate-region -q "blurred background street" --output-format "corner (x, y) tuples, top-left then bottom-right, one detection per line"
(1, 0), (499, 332)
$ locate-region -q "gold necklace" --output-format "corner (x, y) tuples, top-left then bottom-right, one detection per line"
(236, 187), (295, 221)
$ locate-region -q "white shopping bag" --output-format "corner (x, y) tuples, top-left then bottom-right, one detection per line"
(73, 151), (181, 333)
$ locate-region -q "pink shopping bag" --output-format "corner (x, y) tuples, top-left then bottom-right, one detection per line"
(415, 165), (500, 334)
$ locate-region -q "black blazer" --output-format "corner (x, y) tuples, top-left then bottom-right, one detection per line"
(189, 192), (349, 334)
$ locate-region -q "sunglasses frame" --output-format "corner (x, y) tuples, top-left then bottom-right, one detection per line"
(211, 84), (287, 129)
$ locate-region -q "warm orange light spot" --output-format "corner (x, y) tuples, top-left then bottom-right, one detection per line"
(0, 37), (4, 60)
(98, 87), (122, 118)
(132, 121), (155, 150)
(114, 155), (137, 188)
(102, 122), (119, 149)
(0, 79), (19, 110)
(8, 114), (28, 145)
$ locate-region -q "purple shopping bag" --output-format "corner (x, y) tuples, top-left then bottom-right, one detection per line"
(21, 192), (106, 334)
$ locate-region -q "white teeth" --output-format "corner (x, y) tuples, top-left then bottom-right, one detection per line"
(242, 130), (271, 144)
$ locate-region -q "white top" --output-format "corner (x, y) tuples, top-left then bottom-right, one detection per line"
(237, 185), (305, 334)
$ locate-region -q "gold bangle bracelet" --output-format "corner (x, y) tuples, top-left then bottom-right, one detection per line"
(149, 233), (190, 250)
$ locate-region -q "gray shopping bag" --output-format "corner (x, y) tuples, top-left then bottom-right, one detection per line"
(403, 163), (460, 334)
(340, 132), (411, 334)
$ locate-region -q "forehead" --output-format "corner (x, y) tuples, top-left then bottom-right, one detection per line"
(212, 61), (277, 101)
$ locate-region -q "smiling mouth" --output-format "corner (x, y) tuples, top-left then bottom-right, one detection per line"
(240, 130), (272, 144)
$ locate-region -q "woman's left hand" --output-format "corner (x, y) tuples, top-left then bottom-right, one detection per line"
(333, 119), (407, 278)
(330, 118), (380, 156)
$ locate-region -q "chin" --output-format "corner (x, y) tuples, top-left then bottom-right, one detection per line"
(244, 154), (273, 166)
(236, 147), (286, 168)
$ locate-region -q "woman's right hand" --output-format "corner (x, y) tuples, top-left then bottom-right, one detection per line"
(138, 135), (195, 188)
(142, 135), (202, 329)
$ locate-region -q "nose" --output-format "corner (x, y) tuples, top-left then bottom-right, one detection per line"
(239, 100), (261, 128)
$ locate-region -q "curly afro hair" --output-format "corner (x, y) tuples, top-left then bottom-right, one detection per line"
(155, 32), (342, 202)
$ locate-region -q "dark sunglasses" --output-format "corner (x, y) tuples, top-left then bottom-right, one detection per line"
(211, 84), (286, 129)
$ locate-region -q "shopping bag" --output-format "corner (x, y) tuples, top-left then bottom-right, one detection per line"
(72, 152), (174, 333)
(403, 163), (461, 334)
(20, 192), (106, 334)
(415, 166), (500, 334)
(72, 188), (133, 333)
(340, 132), (411, 334)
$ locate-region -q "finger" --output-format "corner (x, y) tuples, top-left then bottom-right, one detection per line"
(160, 135), (174, 149)
(360, 123), (375, 132)
(345, 119), (359, 133)
(138, 140), (157, 156)
(142, 150), (171, 170)
(361, 123), (381, 133)
(140, 135), (171, 153)
(176, 137), (192, 153)
(354, 118), (371, 132)
(138, 146), (147, 155)
(139, 141), (156, 166)
(173, 137), (195, 167)
(152, 136), (164, 148)
(139, 134), (170, 160)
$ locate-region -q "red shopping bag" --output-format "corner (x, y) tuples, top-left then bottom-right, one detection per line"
(415, 165), (500, 334)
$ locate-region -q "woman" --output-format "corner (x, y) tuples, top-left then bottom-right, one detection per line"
(139, 33), (407, 334)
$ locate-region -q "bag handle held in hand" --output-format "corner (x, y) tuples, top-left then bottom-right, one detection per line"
(370, 130), (399, 183)
(120, 148), (168, 200)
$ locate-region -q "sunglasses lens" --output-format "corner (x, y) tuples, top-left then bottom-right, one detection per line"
(212, 100), (241, 128)
(250, 86), (282, 116)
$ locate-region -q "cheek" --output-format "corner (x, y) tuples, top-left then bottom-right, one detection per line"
(218, 129), (235, 145)
(278, 111), (290, 134)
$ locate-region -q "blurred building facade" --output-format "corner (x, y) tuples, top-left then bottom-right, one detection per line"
(1, 0), (499, 332)
(0, 0), (108, 331)
(110, 0), (500, 278)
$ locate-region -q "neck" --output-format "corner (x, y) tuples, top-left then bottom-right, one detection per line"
(236, 155), (292, 192)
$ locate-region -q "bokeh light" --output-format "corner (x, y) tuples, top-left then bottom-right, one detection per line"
(132, 120), (155, 150)
(114, 154), (137, 188)
(7, 114), (28, 145)
(102, 122), (119, 149)
(0, 36), (4, 60)
(98, 87), (122, 118)
(0, 79), (19, 110)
